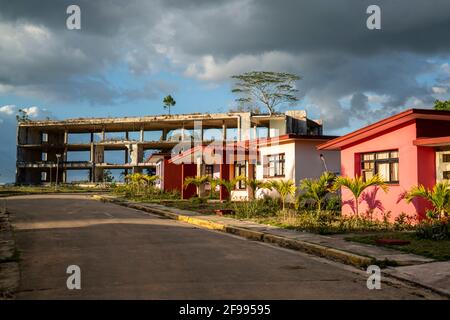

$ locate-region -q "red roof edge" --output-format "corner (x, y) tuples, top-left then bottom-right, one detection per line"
(318, 108), (450, 150)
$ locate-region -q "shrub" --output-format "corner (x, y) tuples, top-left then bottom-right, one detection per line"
(416, 219), (449, 240)
(232, 198), (279, 219)
(393, 212), (415, 231)
(405, 181), (450, 219)
(190, 196), (207, 205)
(298, 172), (336, 212)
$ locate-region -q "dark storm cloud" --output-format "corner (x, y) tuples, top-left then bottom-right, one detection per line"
(1, 0), (450, 129)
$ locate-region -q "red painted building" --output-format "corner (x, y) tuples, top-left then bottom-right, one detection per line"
(318, 109), (450, 222)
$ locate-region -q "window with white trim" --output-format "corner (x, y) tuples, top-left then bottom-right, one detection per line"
(361, 150), (399, 183)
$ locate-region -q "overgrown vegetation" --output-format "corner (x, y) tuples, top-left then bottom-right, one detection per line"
(0, 184), (108, 197)
(346, 232), (450, 261)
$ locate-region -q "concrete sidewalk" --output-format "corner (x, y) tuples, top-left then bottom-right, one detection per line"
(93, 195), (449, 298)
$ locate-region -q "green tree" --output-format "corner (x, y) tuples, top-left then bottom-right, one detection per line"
(163, 95), (176, 115)
(103, 169), (115, 183)
(218, 175), (246, 201)
(299, 172), (336, 212)
(16, 109), (30, 123)
(405, 181), (450, 219)
(184, 175), (210, 197)
(246, 178), (272, 200)
(208, 177), (221, 199)
(231, 71), (301, 115)
(433, 99), (450, 111)
(270, 179), (297, 211)
(333, 175), (388, 218)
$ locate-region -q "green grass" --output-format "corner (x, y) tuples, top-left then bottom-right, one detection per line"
(0, 185), (109, 197)
(345, 232), (450, 261)
(146, 199), (232, 215)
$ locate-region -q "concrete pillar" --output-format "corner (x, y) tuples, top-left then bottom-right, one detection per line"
(64, 130), (68, 144)
(90, 144), (94, 162)
(237, 117), (241, 141)
(94, 145), (104, 163)
(101, 128), (106, 141)
(222, 121), (227, 141)
(129, 143), (144, 165)
(253, 125), (257, 141)
(94, 167), (103, 182)
(181, 123), (185, 142)
(197, 158), (207, 198)
(140, 128), (144, 142)
(162, 128), (167, 141)
(247, 162), (255, 200)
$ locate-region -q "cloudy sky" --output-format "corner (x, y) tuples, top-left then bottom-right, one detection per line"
(1, 0), (450, 182)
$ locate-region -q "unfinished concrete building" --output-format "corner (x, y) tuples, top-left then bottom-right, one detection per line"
(16, 110), (323, 184)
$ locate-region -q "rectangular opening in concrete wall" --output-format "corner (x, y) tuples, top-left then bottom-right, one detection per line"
(66, 151), (90, 162)
(105, 132), (126, 141)
(226, 128), (238, 141)
(66, 170), (90, 183)
(128, 131), (140, 141)
(144, 130), (163, 141)
(203, 128), (224, 141)
(256, 127), (269, 139)
(103, 169), (127, 182)
(104, 150), (127, 164)
(68, 133), (91, 144)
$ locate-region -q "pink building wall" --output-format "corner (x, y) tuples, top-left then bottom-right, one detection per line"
(340, 120), (434, 222)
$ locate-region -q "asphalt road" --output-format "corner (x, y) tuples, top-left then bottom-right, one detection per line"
(5, 194), (441, 299)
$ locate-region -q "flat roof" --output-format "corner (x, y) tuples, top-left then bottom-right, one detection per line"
(17, 111), (288, 132)
(318, 108), (450, 150)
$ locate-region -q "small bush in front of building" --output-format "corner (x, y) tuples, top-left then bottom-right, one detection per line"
(232, 198), (279, 219)
(415, 219), (449, 240)
(190, 196), (208, 205)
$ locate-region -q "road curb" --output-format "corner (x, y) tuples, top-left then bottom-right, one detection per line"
(93, 195), (375, 269)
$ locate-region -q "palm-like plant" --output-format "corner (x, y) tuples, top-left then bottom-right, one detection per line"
(405, 181), (450, 219)
(184, 175), (210, 197)
(246, 178), (272, 199)
(219, 175), (246, 201)
(333, 174), (388, 218)
(299, 172), (336, 212)
(125, 172), (155, 196)
(270, 179), (297, 210)
(208, 177), (221, 199)
(141, 174), (158, 185)
(163, 95), (176, 115)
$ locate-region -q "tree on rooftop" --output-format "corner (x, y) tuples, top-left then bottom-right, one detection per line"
(163, 95), (176, 115)
(16, 109), (30, 123)
(231, 71), (301, 115)
(433, 99), (450, 111)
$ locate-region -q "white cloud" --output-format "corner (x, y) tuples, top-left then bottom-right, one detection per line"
(0, 105), (16, 115)
(184, 51), (299, 81)
(432, 86), (448, 94)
